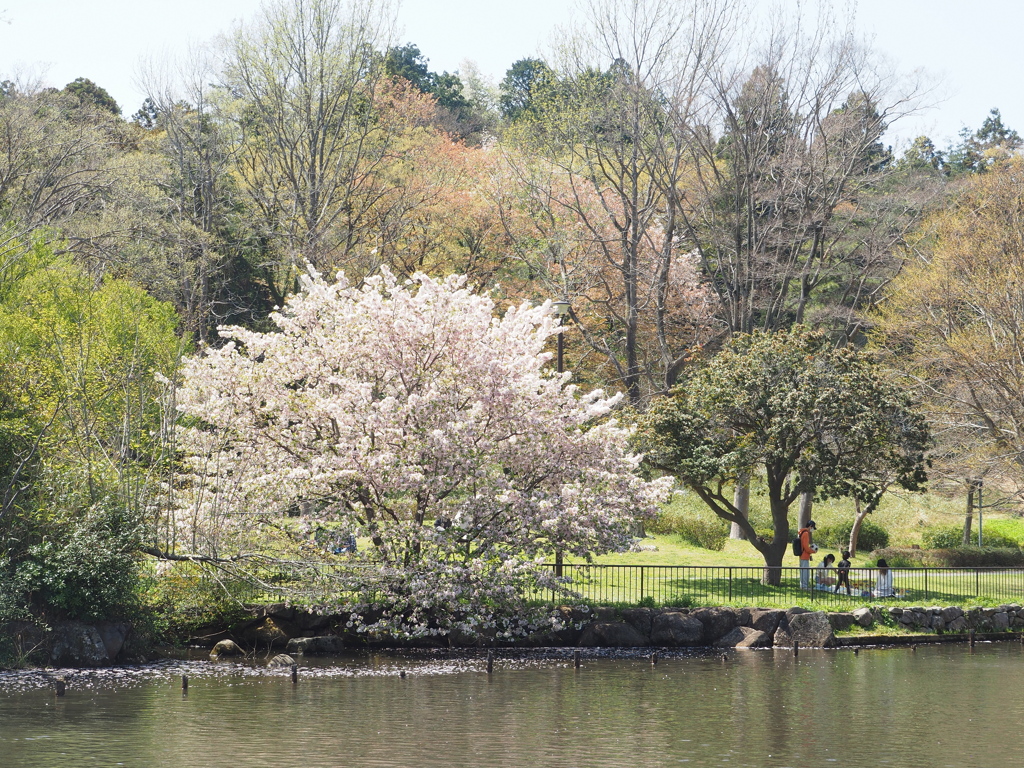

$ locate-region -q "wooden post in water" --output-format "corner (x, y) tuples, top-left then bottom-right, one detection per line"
(181, 675), (188, 694)
(969, 630), (976, 648)
(793, 641), (799, 657)
(54, 677), (66, 697)
(574, 649), (581, 669)
(291, 664), (298, 684)
(487, 650), (494, 675)
(651, 652), (658, 666)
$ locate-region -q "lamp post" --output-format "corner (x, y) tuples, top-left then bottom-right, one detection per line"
(551, 299), (570, 577)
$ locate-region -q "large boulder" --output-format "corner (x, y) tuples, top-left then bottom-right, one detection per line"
(788, 611), (836, 648)
(620, 608), (655, 638)
(579, 621), (649, 647)
(210, 639), (243, 659)
(827, 613), (856, 632)
(49, 622), (110, 667)
(747, 609), (784, 637)
(241, 617), (292, 648)
(650, 611), (704, 647)
(852, 608), (874, 628)
(690, 607), (738, 643)
(948, 616), (969, 633)
(95, 622), (130, 661)
(941, 606), (963, 623)
(773, 622), (793, 648)
(286, 635), (345, 655)
(714, 626), (771, 648)
(993, 612), (1010, 631)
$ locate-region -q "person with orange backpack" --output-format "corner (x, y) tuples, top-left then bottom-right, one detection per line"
(797, 520), (817, 589)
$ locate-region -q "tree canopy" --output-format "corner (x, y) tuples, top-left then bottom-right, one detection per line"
(635, 327), (930, 580)
(173, 267), (670, 636)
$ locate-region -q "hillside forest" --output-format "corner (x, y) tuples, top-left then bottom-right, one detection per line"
(2, 0), (1024, 627)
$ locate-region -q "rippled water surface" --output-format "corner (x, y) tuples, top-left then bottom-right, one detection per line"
(1, 643), (1022, 767)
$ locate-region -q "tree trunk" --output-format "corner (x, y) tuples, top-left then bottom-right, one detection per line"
(962, 481), (975, 546)
(849, 499), (869, 557)
(798, 491), (813, 529)
(761, 543), (786, 586)
(730, 475), (750, 540)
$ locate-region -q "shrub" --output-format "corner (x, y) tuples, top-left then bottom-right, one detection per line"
(815, 519), (889, 552)
(676, 515), (729, 551)
(872, 546), (1024, 568)
(924, 525), (1019, 550)
(975, 528), (1020, 548)
(985, 518), (1024, 546)
(140, 562), (253, 643)
(923, 526), (963, 549)
(651, 506), (728, 550)
(16, 503), (143, 621)
(0, 557), (30, 623)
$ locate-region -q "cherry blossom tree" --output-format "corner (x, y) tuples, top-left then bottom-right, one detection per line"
(173, 266), (669, 637)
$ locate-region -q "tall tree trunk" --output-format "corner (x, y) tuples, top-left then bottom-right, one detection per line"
(798, 491), (813, 529)
(849, 498), (869, 557)
(730, 474), (749, 540)
(962, 480), (975, 546)
(760, 541), (787, 586)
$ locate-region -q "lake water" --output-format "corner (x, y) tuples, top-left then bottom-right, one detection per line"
(1, 643), (1021, 768)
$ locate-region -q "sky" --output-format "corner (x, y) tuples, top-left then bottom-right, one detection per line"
(1, 0), (1021, 149)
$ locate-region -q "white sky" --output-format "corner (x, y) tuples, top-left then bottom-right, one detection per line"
(1, 0), (1021, 149)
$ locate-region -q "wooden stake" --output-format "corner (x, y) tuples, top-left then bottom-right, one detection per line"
(487, 650), (494, 675)
(651, 652), (658, 665)
(181, 675), (188, 693)
(574, 649), (581, 669)
(54, 677), (66, 697)
(291, 664), (298, 684)
(793, 641), (799, 657)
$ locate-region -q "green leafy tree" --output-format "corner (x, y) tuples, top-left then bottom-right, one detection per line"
(499, 58), (554, 122)
(62, 77), (121, 116)
(946, 108), (1022, 175)
(384, 42), (473, 129)
(384, 43), (433, 91)
(635, 327), (930, 582)
(0, 242), (184, 619)
(0, 243), (183, 534)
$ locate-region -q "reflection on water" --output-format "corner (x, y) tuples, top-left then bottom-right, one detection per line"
(1, 643), (1021, 768)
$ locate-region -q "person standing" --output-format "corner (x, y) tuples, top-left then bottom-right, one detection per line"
(836, 551), (853, 595)
(798, 520), (816, 589)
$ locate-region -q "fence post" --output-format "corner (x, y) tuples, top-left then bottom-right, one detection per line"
(728, 567), (733, 602)
(924, 568), (928, 599)
(976, 568), (980, 598)
(639, 565), (645, 604)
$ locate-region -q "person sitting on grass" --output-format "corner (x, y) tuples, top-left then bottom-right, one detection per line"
(815, 553), (836, 590)
(836, 551), (852, 595)
(873, 558), (894, 598)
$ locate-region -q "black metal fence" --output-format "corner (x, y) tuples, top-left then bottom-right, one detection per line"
(536, 564), (1024, 607)
(154, 561), (1024, 609)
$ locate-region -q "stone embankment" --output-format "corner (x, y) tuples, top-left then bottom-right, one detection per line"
(223, 602), (1024, 656)
(6, 603), (1024, 667)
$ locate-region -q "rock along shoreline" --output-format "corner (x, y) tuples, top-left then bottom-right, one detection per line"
(5, 602), (1024, 668)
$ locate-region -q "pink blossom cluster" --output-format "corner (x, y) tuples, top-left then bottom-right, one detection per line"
(175, 267), (670, 635)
